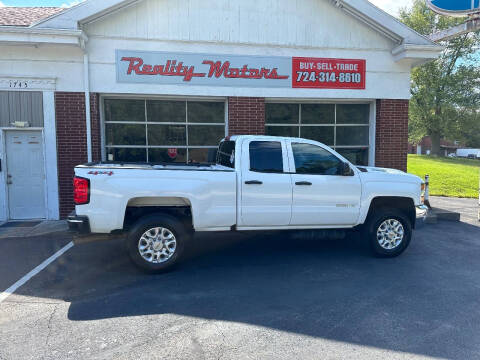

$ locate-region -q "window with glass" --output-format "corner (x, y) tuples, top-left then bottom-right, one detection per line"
(249, 141), (284, 173)
(217, 140), (236, 169)
(265, 103), (370, 165)
(104, 99), (226, 163)
(292, 143), (343, 176)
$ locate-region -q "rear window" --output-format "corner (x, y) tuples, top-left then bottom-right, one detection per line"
(249, 141), (284, 173)
(216, 140), (236, 168)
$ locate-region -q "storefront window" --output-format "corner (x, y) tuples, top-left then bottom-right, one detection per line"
(265, 103), (370, 165)
(104, 99), (226, 163)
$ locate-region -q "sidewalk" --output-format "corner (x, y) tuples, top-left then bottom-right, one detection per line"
(430, 196), (479, 226)
(0, 220), (68, 240)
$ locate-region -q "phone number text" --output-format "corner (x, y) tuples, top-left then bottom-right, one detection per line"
(296, 71), (362, 83)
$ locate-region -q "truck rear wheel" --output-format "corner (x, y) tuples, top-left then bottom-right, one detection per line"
(365, 208), (412, 257)
(126, 214), (187, 273)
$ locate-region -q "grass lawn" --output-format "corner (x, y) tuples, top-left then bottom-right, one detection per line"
(407, 155), (480, 198)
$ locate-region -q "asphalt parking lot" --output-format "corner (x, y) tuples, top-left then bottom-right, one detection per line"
(0, 197), (479, 360)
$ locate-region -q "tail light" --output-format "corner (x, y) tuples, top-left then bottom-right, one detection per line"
(73, 176), (90, 205)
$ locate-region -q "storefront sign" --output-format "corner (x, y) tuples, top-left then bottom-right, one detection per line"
(292, 57), (366, 90)
(116, 50), (366, 90)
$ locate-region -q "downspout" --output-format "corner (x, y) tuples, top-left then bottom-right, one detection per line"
(80, 32), (92, 163)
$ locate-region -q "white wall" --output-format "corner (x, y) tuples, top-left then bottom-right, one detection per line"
(43, 91), (60, 220)
(86, 0), (394, 50)
(0, 0), (413, 99)
(83, 0), (411, 99)
(0, 130), (5, 221)
(0, 44), (83, 92)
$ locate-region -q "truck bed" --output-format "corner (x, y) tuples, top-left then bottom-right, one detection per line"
(77, 162), (234, 172)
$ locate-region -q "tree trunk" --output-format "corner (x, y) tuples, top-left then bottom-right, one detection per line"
(430, 132), (441, 156)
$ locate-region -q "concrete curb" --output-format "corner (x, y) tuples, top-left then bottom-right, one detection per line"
(425, 208), (461, 224)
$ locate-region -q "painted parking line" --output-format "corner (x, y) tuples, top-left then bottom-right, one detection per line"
(0, 241), (74, 304)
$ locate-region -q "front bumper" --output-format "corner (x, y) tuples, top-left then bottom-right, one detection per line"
(415, 205), (429, 228)
(67, 211), (91, 234)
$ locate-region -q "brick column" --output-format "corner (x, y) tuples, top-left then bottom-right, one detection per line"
(228, 97), (265, 135)
(375, 99), (409, 172)
(55, 92), (101, 218)
(90, 93), (102, 163)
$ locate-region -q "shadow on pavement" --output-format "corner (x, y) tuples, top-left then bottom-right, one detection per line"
(10, 220), (480, 359)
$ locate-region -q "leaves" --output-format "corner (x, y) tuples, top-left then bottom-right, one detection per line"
(400, 0), (480, 152)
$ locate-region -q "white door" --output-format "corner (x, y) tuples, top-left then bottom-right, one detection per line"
(6, 130), (46, 220)
(240, 139), (293, 227)
(288, 141), (361, 226)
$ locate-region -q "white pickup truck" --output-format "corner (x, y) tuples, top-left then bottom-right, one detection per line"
(68, 135), (426, 272)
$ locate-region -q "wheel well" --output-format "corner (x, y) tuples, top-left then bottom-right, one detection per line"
(123, 206), (193, 232)
(366, 197), (416, 228)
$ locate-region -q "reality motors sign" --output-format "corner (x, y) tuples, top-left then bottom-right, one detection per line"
(116, 50), (366, 90)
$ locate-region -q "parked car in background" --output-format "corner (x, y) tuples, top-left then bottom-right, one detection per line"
(68, 135), (426, 272)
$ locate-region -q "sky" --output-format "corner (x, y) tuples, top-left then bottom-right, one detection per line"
(0, 0), (414, 16)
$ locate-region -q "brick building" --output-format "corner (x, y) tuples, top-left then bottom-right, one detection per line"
(0, 0), (442, 221)
(408, 136), (461, 156)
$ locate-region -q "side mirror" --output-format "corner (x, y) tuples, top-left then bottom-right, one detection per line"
(341, 162), (354, 176)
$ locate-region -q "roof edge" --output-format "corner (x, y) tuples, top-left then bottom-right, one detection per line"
(0, 26), (86, 47)
(32, 0), (140, 30)
(336, 0), (439, 46)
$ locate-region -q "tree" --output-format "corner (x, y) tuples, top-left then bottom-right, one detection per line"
(400, 0), (480, 155)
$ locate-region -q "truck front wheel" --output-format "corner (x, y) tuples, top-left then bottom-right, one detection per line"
(365, 209), (412, 257)
(126, 214), (187, 273)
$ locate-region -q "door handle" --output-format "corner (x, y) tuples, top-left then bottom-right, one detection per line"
(245, 180), (263, 185)
(295, 181), (312, 186)
(7, 180), (12, 185)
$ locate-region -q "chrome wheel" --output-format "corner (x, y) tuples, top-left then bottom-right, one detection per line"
(376, 219), (404, 250)
(138, 227), (177, 263)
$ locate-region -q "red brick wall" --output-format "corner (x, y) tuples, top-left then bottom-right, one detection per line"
(90, 93), (102, 163)
(228, 97), (265, 135)
(375, 99), (409, 171)
(56, 92), (101, 218)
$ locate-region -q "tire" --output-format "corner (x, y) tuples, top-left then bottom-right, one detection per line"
(126, 213), (187, 273)
(365, 208), (412, 257)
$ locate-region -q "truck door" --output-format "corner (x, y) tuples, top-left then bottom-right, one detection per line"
(240, 139), (293, 227)
(287, 140), (361, 226)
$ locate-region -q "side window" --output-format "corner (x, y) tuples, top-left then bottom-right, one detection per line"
(292, 143), (343, 175)
(249, 141), (283, 173)
(216, 140), (235, 169)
